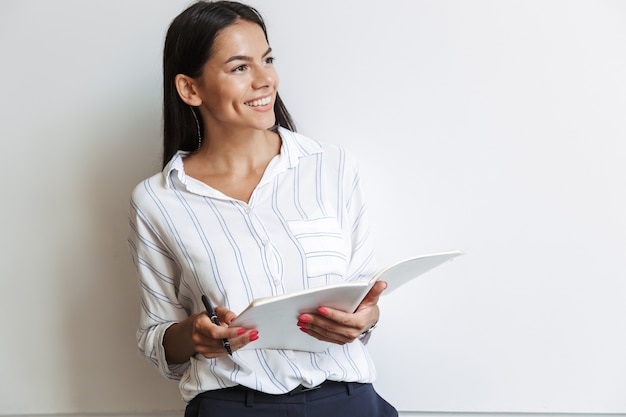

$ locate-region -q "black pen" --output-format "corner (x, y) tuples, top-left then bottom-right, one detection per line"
(201, 294), (233, 356)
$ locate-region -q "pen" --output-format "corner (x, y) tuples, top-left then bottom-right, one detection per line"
(201, 294), (233, 356)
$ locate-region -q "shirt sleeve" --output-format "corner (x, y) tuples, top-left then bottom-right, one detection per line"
(342, 149), (378, 282)
(127, 189), (190, 380)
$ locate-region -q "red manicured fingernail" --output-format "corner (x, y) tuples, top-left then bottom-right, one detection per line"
(297, 321), (307, 328)
(299, 328), (308, 334)
(249, 331), (259, 342)
(317, 307), (328, 315)
(237, 328), (246, 336)
(298, 315), (310, 322)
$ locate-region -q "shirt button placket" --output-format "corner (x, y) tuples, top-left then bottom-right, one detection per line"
(245, 204), (282, 289)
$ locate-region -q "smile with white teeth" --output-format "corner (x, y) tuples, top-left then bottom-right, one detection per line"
(245, 96), (271, 107)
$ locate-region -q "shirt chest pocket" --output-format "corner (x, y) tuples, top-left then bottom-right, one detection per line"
(286, 217), (348, 279)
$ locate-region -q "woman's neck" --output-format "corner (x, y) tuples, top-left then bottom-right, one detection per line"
(182, 127), (281, 202)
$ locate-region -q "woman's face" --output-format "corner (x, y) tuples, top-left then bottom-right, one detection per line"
(194, 20), (279, 134)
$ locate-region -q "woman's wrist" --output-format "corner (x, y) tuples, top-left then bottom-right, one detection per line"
(163, 314), (200, 364)
(358, 320), (379, 340)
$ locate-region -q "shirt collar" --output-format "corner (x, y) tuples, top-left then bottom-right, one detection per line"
(274, 127), (324, 169)
(161, 127), (324, 192)
(162, 150), (189, 190)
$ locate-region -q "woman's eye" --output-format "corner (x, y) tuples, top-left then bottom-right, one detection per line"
(264, 56), (275, 65)
(233, 64), (248, 72)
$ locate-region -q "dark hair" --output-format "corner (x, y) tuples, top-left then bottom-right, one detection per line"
(162, 0), (296, 167)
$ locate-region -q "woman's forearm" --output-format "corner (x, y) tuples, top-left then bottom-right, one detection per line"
(163, 314), (201, 364)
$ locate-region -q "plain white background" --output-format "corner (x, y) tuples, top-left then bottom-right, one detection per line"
(1, 0), (625, 415)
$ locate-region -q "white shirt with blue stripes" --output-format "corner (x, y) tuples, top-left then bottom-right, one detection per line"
(128, 128), (379, 402)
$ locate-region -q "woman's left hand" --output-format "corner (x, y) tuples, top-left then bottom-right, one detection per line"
(297, 280), (387, 345)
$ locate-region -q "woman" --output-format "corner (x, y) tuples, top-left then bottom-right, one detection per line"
(128, 1), (398, 416)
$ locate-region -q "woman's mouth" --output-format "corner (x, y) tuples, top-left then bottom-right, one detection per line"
(245, 96), (272, 107)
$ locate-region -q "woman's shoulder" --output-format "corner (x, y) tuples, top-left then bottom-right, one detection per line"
(129, 170), (168, 208)
(278, 128), (361, 177)
(130, 152), (187, 204)
(279, 127), (353, 159)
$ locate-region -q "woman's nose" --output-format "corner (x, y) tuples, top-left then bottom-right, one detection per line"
(252, 65), (275, 89)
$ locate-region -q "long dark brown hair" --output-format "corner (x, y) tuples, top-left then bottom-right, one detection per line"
(162, 1), (296, 167)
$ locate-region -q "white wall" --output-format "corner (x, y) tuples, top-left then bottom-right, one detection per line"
(1, 0), (625, 415)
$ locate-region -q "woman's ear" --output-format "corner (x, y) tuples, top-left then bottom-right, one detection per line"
(174, 74), (203, 106)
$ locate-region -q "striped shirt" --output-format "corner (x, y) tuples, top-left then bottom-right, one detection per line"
(128, 128), (378, 402)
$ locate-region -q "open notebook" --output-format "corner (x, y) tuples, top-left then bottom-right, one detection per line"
(231, 250), (463, 352)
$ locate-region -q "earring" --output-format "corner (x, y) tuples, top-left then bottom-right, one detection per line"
(190, 107), (202, 149)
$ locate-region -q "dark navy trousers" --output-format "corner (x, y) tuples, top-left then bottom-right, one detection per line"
(184, 382), (398, 417)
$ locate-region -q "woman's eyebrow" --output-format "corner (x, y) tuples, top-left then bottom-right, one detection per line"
(225, 47), (272, 64)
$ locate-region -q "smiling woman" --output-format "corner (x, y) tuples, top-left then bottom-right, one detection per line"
(161, 0), (295, 166)
(176, 22), (279, 140)
(175, 20), (282, 202)
(127, 1), (398, 416)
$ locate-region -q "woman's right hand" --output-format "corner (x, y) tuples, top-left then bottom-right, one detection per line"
(164, 307), (258, 363)
(192, 306), (259, 358)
